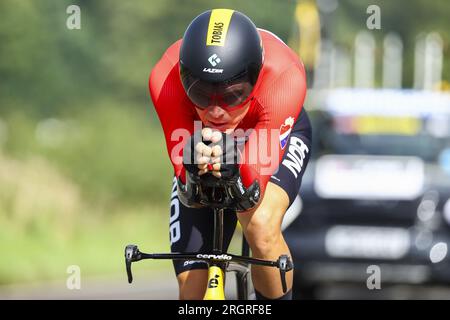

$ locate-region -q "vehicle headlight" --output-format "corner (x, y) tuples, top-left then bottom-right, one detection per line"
(444, 198), (450, 226)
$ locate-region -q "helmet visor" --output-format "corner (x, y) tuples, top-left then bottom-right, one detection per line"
(180, 68), (256, 109)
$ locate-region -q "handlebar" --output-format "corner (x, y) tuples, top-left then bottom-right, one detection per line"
(124, 244), (293, 293)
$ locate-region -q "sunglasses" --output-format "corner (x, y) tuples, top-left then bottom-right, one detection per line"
(181, 69), (257, 109)
(189, 81), (254, 109)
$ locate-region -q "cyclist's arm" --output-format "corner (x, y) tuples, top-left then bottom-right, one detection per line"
(239, 62), (307, 201)
(149, 40), (194, 183)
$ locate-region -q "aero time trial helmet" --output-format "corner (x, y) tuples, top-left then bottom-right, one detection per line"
(179, 9), (263, 109)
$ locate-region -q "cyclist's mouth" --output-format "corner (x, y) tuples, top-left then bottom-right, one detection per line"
(207, 121), (228, 128)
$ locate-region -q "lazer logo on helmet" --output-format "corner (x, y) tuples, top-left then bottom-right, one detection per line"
(203, 68), (223, 73)
(208, 54), (221, 66)
(203, 54), (224, 73)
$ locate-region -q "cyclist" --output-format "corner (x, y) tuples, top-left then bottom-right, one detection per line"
(149, 9), (311, 300)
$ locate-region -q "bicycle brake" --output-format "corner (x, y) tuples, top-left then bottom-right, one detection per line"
(277, 255), (294, 293)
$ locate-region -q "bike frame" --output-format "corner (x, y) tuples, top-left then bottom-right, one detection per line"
(125, 208), (292, 300)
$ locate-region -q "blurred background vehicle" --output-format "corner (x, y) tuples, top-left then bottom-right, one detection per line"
(284, 89), (450, 299)
(282, 0), (450, 299)
(0, 0), (449, 299)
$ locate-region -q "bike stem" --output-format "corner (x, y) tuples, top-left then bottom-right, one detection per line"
(213, 208), (224, 254)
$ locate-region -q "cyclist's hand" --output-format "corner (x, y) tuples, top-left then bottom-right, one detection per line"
(196, 128), (223, 177)
(203, 128), (241, 179)
(183, 128), (222, 177)
(183, 128), (239, 179)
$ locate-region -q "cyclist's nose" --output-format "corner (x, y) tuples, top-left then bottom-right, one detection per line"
(207, 105), (226, 118)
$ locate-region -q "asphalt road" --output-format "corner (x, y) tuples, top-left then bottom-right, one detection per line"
(0, 272), (242, 300)
(1, 272), (449, 300)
